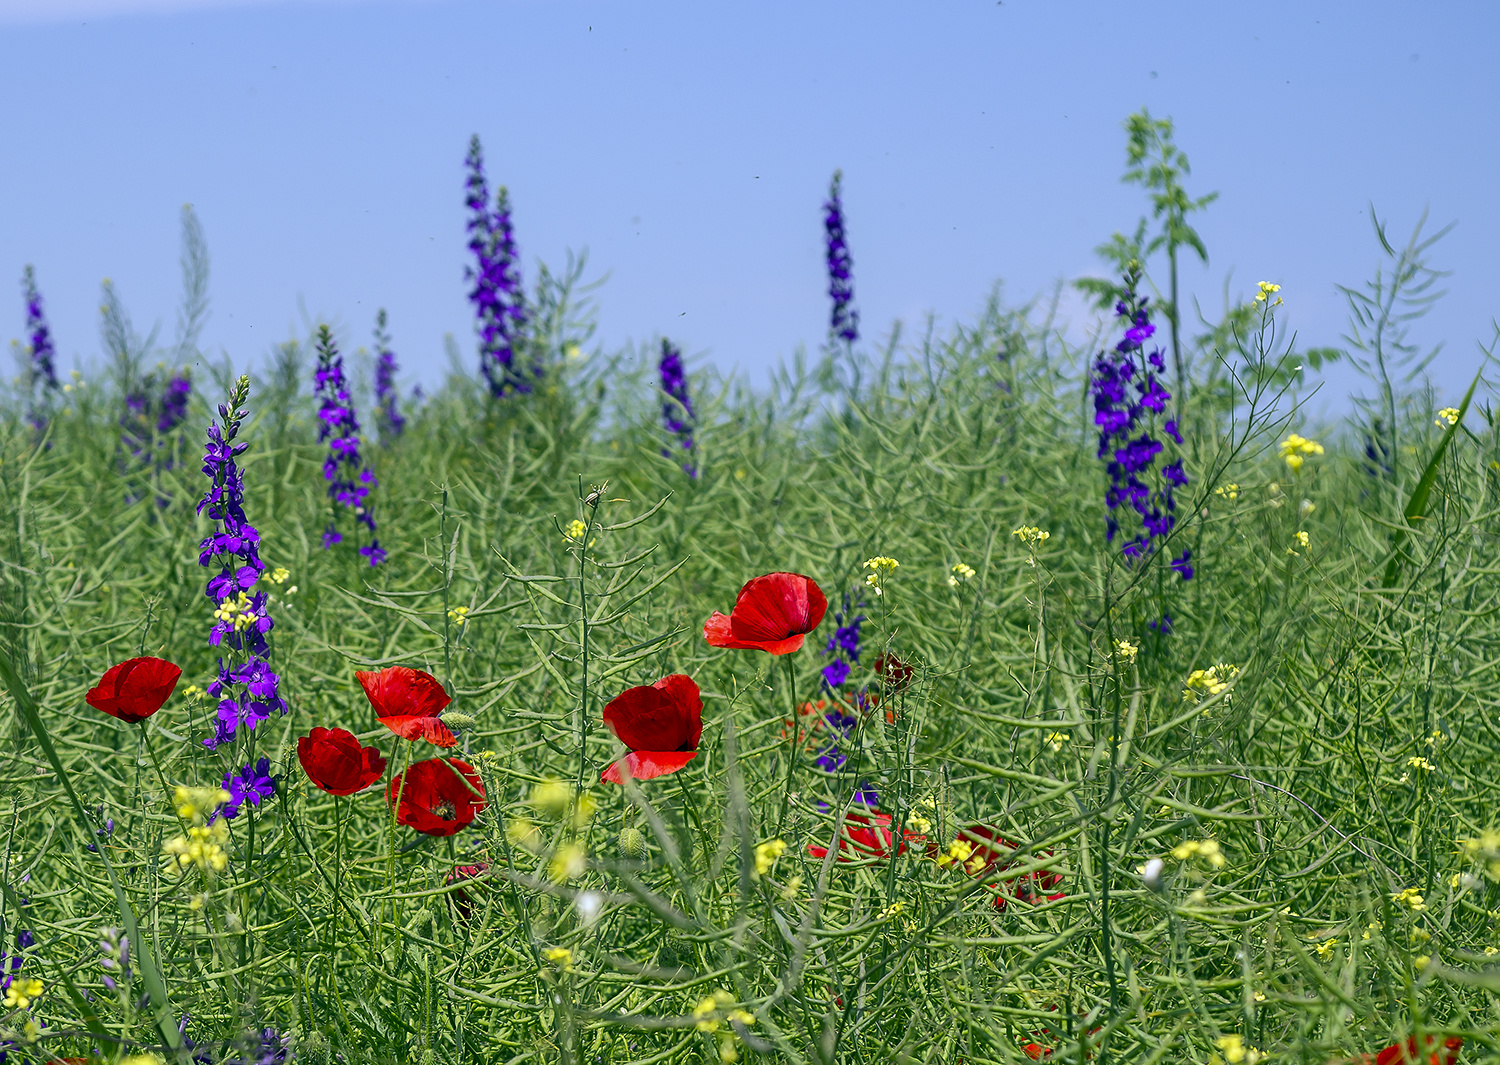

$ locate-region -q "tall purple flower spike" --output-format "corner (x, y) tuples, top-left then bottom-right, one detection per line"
(823, 170), (859, 346)
(20, 264), (59, 434)
(657, 339), (697, 478)
(1090, 268), (1190, 580)
(197, 376), (289, 749)
(313, 324), (384, 565)
(372, 308), (406, 441)
(465, 135), (529, 398)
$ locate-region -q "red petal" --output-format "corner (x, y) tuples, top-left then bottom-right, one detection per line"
(378, 713), (457, 748)
(298, 726), (387, 795)
(704, 611), (758, 649)
(729, 572), (827, 645)
(601, 750), (696, 784)
(602, 675), (701, 753)
(86, 657), (182, 723)
(356, 667), (451, 719)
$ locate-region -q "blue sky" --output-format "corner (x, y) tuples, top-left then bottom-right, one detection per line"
(1, 0), (1496, 406)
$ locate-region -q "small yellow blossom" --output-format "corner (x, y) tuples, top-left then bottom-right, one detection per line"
(1253, 991), (1266, 1003)
(1217, 1033), (1263, 1065)
(213, 591), (256, 632)
(1293, 530), (1309, 549)
(1044, 731), (1069, 753)
(1485, 946), (1497, 956)
(1459, 828), (1500, 880)
(563, 519), (587, 541)
(1414, 953), (1432, 969)
(182, 684), (204, 700)
(1436, 407), (1461, 428)
(163, 822), (230, 873)
(267, 566), (291, 585)
(1391, 886), (1426, 912)
(754, 839), (786, 877)
(692, 990), (741, 1032)
(863, 556), (900, 596)
(175, 786), (232, 824)
(1214, 483), (1240, 501)
(1171, 838), (1226, 869)
(1406, 756), (1435, 771)
(877, 900), (905, 920)
(948, 561), (976, 587)
(1279, 434), (1324, 473)
(542, 946), (573, 970)
(1114, 639), (1138, 663)
(3, 977), (43, 1009)
(1183, 664), (1239, 702)
(1254, 281), (1283, 307)
(1012, 526), (1050, 547)
(907, 814), (932, 834)
(1362, 921), (1382, 940)
(936, 839), (974, 869)
(447, 605), (470, 627)
(1314, 938), (1338, 959)
(548, 842), (588, 883)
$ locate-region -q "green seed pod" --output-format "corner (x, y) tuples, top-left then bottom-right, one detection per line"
(443, 711), (477, 729)
(618, 826), (647, 860)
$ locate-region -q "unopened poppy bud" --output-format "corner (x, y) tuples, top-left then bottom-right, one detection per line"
(618, 827), (647, 860)
(442, 711), (477, 729)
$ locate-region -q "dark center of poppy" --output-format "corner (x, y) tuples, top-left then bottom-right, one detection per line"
(433, 799), (457, 821)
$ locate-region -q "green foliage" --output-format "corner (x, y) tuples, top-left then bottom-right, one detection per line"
(1, 289), (1498, 1065)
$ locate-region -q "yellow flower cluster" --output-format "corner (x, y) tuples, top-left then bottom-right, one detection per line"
(1460, 829), (1500, 881)
(213, 591), (255, 632)
(267, 566), (291, 585)
(163, 822), (230, 873)
(1278, 434), (1324, 473)
(1044, 731), (1069, 753)
(1216, 1033), (1262, 1065)
(692, 990), (754, 1033)
(541, 946), (573, 971)
(935, 838), (975, 870)
(1293, 530), (1310, 549)
(1171, 838), (1226, 869)
(175, 785), (232, 823)
(563, 519), (587, 541)
(1435, 407), (1461, 428)
(528, 779), (596, 827)
(1214, 483), (1239, 501)
(447, 605), (470, 627)
(3, 977), (43, 1009)
(1254, 281), (1283, 308)
(754, 839), (786, 877)
(1012, 526), (1050, 547)
(863, 556), (899, 595)
(1313, 937), (1338, 959)
(1183, 663), (1239, 702)
(948, 561), (976, 587)
(1406, 756), (1435, 772)
(1114, 639), (1138, 663)
(1391, 886), (1426, 912)
(877, 900), (905, 920)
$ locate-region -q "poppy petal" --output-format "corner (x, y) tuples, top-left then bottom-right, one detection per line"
(356, 667), (451, 719)
(86, 657), (182, 723)
(601, 750), (696, 784)
(729, 572), (828, 644)
(704, 611), (760, 649)
(602, 676), (701, 753)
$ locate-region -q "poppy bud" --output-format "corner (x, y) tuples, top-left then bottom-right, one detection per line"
(442, 711), (477, 729)
(618, 827), (647, 860)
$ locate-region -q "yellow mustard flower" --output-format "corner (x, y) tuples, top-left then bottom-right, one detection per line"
(1278, 434), (1324, 473)
(447, 605), (470, 627)
(1435, 407), (1461, 428)
(863, 556), (900, 596)
(948, 561), (976, 586)
(754, 839), (787, 877)
(3, 977), (43, 1009)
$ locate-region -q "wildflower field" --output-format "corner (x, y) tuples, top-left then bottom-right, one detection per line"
(2, 117), (1500, 1065)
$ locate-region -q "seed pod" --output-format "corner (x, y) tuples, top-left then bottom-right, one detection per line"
(442, 711), (477, 729)
(618, 826), (647, 861)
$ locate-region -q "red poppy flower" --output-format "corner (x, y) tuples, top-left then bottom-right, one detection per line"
(874, 654), (914, 692)
(356, 666), (457, 747)
(85, 657), (182, 724)
(445, 861), (490, 922)
(807, 811), (924, 862)
(601, 674), (703, 784)
(933, 825), (1066, 911)
(703, 572), (828, 655)
(1371, 1036), (1463, 1065)
(297, 726), (387, 795)
(389, 757), (485, 837)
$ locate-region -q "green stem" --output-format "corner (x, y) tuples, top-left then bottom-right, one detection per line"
(776, 654), (799, 835)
